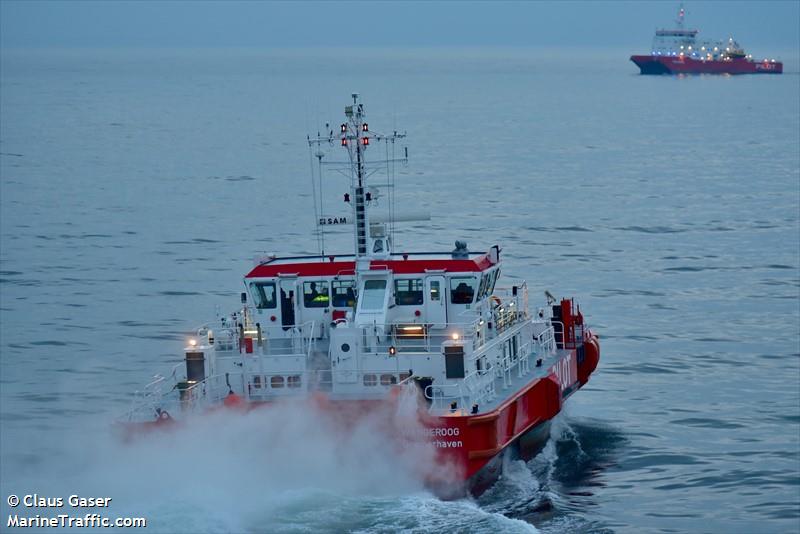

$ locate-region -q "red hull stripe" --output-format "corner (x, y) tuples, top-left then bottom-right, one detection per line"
(630, 54), (783, 74)
(246, 256), (493, 278)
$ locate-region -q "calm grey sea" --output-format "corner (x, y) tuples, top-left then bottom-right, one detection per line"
(1, 47), (799, 533)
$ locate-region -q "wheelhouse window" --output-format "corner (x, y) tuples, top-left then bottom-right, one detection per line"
(395, 278), (423, 305)
(332, 280), (356, 307)
(478, 269), (498, 300)
(360, 280), (387, 310)
(249, 282), (277, 309)
(303, 281), (329, 308)
(450, 277), (477, 304)
(429, 280), (441, 301)
(477, 273), (490, 300)
(489, 269), (500, 294)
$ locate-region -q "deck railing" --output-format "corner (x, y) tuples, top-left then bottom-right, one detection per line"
(424, 368), (496, 413)
(535, 324), (557, 353)
(121, 286), (564, 423)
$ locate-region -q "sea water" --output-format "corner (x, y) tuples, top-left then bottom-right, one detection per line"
(1, 47), (798, 533)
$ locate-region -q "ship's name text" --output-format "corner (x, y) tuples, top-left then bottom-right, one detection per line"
(425, 427), (460, 437)
(319, 217), (348, 225)
(554, 354), (574, 392)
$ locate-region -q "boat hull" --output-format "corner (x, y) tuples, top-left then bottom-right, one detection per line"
(630, 54), (783, 75)
(461, 419), (552, 497)
(424, 332), (599, 497)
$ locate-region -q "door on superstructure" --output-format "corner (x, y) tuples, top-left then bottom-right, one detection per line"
(279, 279), (296, 330)
(331, 330), (360, 385)
(425, 276), (447, 329)
(355, 275), (392, 328)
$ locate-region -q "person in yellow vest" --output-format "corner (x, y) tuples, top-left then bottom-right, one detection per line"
(308, 282), (329, 306)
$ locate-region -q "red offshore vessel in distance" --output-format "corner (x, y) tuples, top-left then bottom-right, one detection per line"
(631, 4), (782, 75)
(120, 95), (600, 497)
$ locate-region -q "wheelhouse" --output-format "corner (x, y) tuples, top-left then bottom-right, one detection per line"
(243, 249), (502, 338)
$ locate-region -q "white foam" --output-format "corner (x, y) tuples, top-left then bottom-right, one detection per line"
(2, 395), (470, 531)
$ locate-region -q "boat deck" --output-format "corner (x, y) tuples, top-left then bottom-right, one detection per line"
(424, 345), (573, 416)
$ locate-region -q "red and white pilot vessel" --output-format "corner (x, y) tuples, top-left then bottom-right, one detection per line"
(631, 4), (783, 75)
(121, 95), (601, 496)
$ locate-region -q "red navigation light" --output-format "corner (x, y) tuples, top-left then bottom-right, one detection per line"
(362, 137), (369, 146)
(414, 310), (421, 317)
(341, 123), (347, 133)
(341, 138), (348, 146)
(362, 123), (368, 131)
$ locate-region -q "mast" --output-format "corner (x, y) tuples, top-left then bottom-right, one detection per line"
(308, 94), (408, 265)
(342, 93), (369, 258)
(676, 3), (685, 30)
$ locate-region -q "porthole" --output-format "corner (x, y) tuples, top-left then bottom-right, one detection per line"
(363, 374), (377, 386)
(380, 374), (397, 386)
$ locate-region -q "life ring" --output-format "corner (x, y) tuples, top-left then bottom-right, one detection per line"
(158, 410), (171, 421)
(330, 318), (348, 328)
(490, 296), (502, 308)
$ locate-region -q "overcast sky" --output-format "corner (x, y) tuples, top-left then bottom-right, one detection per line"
(1, 1), (798, 51)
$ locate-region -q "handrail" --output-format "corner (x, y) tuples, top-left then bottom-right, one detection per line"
(548, 319), (580, 350)
(534, 324), (557, 354)
(389, 318), (485, 352)
(424, 368), (496, 412)
(251, 250), (489, 265)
